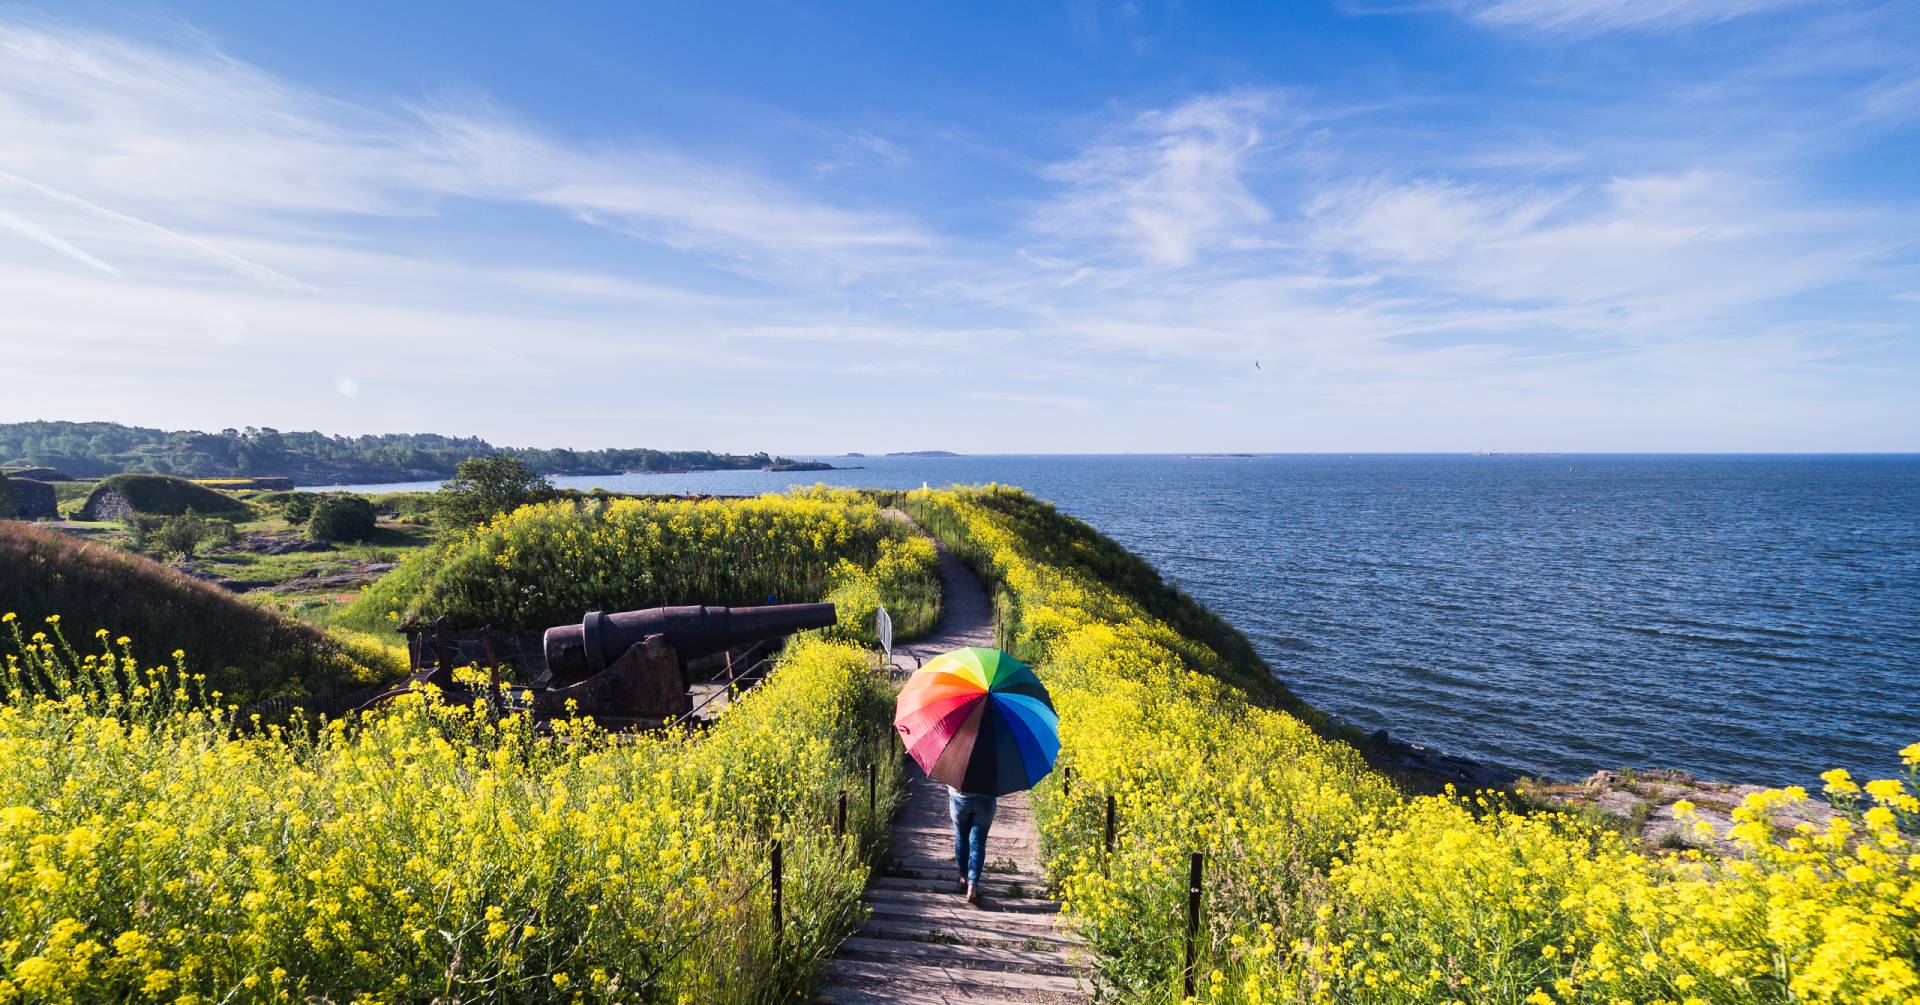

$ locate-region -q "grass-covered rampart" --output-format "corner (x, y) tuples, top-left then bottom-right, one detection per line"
(80, 473), (252, 519)
(340, 489), (939, 645)
(0, 620), (903, 1004)
(0, 521), (399, 703)
(902, 485), (1918, 1005)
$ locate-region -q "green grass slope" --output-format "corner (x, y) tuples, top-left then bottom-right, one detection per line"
(81, 473), (252, 518)
(0, 521), (397, 702)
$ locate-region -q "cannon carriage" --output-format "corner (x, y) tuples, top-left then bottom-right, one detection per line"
(365, 603), (837, 728)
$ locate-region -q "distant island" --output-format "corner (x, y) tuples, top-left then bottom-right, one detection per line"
(0, 421), (832, 485)
(885, 450), (961, 457)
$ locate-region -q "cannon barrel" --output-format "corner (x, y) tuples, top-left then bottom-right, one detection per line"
(543, 603), (837, 679)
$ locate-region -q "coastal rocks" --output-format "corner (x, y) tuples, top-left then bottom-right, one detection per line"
(1529, 768), (1838, 855)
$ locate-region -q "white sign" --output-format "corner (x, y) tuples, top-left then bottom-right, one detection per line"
(876, 605), (894, 663)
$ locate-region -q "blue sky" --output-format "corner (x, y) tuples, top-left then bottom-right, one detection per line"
(0, 1), (1915, 452)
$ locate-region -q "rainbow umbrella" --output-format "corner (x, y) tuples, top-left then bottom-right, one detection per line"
(894, 647), (1059, 796)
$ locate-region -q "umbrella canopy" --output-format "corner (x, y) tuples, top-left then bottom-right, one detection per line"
(894, 647), (1059, 796)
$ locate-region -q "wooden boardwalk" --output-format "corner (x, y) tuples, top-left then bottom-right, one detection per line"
(814, 525), (1091, 1004)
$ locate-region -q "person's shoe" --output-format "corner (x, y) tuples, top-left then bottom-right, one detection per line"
(964, 881), (979, 904)
(956, 877), (969, 895)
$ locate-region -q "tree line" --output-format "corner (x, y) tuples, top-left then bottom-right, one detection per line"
(0, 421), (796, 484)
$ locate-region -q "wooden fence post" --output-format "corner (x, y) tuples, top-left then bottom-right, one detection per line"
(771, 839), (784, 958)
(1104, 793), (1116, 856)
(1183, 851), (1203, 998)
(866, 761), (877, 816)
(836, 790), (847, 837)
(1062, 765), (1071, 798)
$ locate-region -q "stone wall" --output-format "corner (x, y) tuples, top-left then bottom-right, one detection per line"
(6, 479), (56, 520)
(78, 488), (134, 522)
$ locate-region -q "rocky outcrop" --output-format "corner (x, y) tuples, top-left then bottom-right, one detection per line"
(1528, 768), (1838, 855)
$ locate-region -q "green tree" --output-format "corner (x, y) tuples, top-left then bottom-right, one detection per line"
(433, 454), (554, 528)
(307, 495), (377, 543)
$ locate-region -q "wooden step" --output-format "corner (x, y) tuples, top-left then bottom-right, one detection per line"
(835, 936), (1083, 976)
(817, 958), (1087, 995)
(872, 875), (1050, 898)
(857, 916), (1082, 950)
(864, 900), (1069, 932)
(816, 989), (1059, 1005)
(867, 886), (1059, 914)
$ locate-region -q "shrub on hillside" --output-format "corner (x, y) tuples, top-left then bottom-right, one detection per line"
(433, 454), (553, 528)
(307, 494), (377, 543)
(340, 490), (941, 636)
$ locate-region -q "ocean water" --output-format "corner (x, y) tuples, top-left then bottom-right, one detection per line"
(330, 454), (1920, 786)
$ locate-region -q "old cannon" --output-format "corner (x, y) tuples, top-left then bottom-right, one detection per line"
(366, 603), (837, 727)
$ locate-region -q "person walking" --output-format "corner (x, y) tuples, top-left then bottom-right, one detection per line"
(895, 647), (1058, 905)
(948, 785), (997, 903)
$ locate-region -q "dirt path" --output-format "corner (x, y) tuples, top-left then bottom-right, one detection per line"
(814, 516), (1090, 1004)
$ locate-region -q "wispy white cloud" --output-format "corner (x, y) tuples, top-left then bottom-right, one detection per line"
(0, 200), (117, 275)
(810, 130), (914, 176)
(1037, 90), (1280, 265)
(1460, 0), (1811, 33)
(0, 20), (927, 286)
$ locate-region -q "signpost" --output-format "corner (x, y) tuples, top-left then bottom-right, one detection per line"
(876, 605), (894, 665)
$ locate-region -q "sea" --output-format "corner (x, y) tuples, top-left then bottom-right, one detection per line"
(325, 454), (1920, 788)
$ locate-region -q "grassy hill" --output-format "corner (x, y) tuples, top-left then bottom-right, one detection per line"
(80, 473), (253, 519)
(0, 521), (399, 702)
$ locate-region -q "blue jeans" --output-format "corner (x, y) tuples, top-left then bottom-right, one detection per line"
(949, 790), (997, 885)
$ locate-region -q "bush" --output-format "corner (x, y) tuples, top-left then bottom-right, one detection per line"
(127, 511), (237, 559)
(306, 494), (376, 543)
(340, 489), (941, 633)
(280, 492), (317, 524)
(433, 454), (553, 529)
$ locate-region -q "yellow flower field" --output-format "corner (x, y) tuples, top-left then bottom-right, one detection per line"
(902, 485), (1919, 1005)
(0, 618), (901, 1004)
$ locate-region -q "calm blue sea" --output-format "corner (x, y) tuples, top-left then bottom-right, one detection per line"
(328, 454), (1920, 787)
